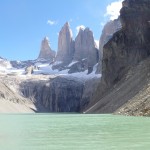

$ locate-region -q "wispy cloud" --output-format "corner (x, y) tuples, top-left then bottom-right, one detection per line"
(47, 20), (58, 26)
(105, 0), (123, 20)
(76, 25), (85, 35)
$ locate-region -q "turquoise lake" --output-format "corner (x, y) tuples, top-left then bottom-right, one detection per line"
(0, 114), (150, 150)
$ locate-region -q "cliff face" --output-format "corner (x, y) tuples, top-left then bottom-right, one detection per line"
(55, 22), (75, 65)
(86, 0), (150, 114)
(20, 77), (84, 112)
(53, 24), (99, 73)
(19, 75), (100, 113)
(103, 0), (150, 88)
(38, 37), (56, 61)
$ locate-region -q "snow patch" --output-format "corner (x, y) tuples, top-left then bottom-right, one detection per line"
(68, 61), (78, 67)
(53, 61), (62, 66)
(95, 40), (99, 49)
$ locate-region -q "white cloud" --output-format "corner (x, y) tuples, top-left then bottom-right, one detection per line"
(76, 25), (85, 35)
(47, 20), (57, 26)
(105, 0), (123, 20)
(95, 40), (99, 49)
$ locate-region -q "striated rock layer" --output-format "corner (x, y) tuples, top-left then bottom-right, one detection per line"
(86, 0), (150, 114)
(19, 75), (100, 113)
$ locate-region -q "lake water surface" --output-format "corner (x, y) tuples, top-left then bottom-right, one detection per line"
(0, 114), (149, 150)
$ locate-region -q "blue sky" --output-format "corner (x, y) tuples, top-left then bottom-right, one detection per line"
(0, 0), (122, 60)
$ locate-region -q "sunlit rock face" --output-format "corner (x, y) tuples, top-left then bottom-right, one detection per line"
(38, 37), (56, 62)
(53, 24), (99, 73)
(55, 22), (75, 65)
(74, 27), (99, 68)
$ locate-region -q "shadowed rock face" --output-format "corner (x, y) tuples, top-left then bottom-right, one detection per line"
(74, 28), (99, 67)
(19, 75), (100, 113)
(87, 0), (150, 113)
(38, 37), (56, 61)
(55, 22), (75, 65)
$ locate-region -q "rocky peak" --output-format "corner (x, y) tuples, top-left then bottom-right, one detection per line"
(55, 22), (74, 64)
(74, 27), (98, 67)
(38, 37), (56, 62)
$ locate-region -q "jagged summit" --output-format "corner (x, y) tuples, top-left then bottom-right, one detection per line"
(84, 27), (90, 32)
(52, 23), (99, 73)
(38, 36), (56, 61)
(44, 36), (49, 41)
(73, 27), (98, 67)
(64, 21), (69, 27)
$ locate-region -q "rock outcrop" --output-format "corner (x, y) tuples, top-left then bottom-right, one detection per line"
(99, 19), (122, 56)
(68, 59), (88, 74)
(38, 37), (56, 62)
(96, 19), (122, 73)
(55, 22), (75, 65)
(25, 65), (34, 75)
(86, 0), (150, 114)
(74, 28), (99, 68)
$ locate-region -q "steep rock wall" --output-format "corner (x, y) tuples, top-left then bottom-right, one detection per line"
(87, 0), (150, 113)
(20, 77), (84, 112)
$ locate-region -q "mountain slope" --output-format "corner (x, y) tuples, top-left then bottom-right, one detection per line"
(0, 75), (35, 112)
(85, 57), (150, 116)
